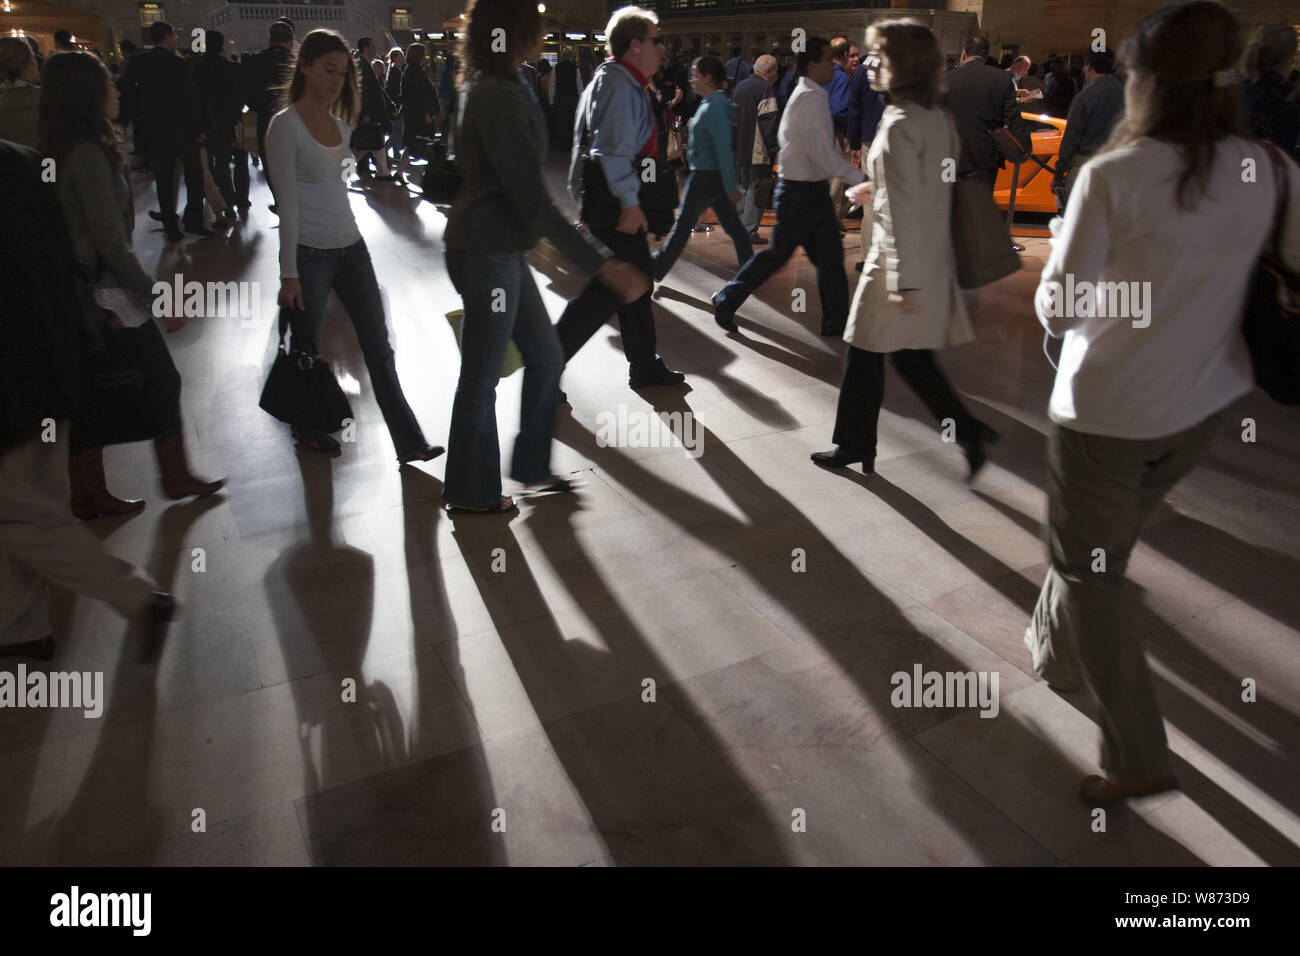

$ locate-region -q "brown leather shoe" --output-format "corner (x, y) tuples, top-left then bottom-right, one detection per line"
(155, 434), (226, 500)
(68, 448), (146, 520)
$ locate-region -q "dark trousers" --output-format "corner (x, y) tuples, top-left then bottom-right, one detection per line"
(832, 346), (976, 459)
(554, 226), (659, 376)
(206, 134), (238, 209)
(289, 238), (427, 457)
(651, 169), (754, 281)
(256, 110), (275, 201)
(714, 178), (848, 331)
(232, 148), (251, 206)
(149, 135), (205, 228)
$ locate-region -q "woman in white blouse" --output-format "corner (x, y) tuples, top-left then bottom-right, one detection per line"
(811, 20), (998, 479)
(266, 29), (442, 462)
(1025, 0), (1300, 803)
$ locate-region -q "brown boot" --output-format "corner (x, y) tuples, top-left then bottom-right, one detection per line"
(68, 448), (146, 520)
(155, 434), (226, 500)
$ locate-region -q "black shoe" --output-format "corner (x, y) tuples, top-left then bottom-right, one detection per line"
(148, 209), (165, 222)
(185, 222), (214, 237)
(711, 291), (738, 332)
(268, 204), (279, 215)
(811, 446), (873, 473)
(629, 360), (686, 389)
(854, 261), (864, 273)
(397, 444), (446, 465)
(557, 387), (569, 405)
(142, 591), (177, 660)
(747, 231), (768, 246)
(959, 421), (1001, 482)
(820, 322), (846, 337)
(163, 220), (184, 242)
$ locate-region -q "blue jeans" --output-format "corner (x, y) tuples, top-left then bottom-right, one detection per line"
(651, 169), (753, 281)
(714, 178), (849, 332)
(444, 250), (564, 508)
(289, 238), (428, 456)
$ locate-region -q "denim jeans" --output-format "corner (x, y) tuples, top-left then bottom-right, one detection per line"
(651, 169), (753, 281)
(289, 238), (428, 456)
(714, 178), (849, 331)
(444, 250), (564, 509)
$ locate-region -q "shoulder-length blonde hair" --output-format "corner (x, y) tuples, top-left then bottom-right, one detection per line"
(869, 19), (942, 109)
(281, 29), (358, 126)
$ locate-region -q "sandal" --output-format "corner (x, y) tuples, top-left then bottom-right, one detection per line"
(445, 495), (517, 515)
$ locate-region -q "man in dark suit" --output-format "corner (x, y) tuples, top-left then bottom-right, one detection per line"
(941, 35), (1030, 187)
(193, 30), (249, 216)
(131, 21), (208, 240)
(245, 19), (294, 210)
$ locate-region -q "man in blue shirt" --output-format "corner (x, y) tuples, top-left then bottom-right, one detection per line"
(725, 45), (751, 92)
(555, 6), (685, 390)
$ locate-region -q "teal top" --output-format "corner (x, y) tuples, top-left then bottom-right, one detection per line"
(687, 90), (738, 195)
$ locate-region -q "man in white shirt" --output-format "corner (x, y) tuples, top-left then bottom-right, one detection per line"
(712, 37), (864, 335)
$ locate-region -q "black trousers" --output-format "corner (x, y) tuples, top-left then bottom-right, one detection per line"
(205, 134), (239, 209)
(256, 110), (275, 201)
(149, 135), (206, 228)
(832, 346), (976, 459)
(554, 226), (659, 375)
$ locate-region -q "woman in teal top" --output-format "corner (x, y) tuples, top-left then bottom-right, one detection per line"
(649, 55), (754, 283)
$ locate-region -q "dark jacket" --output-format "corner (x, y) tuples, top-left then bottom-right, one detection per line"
(386, 64), (404, 109)
(358, 56), (387, 126)
(401, 62), (440, 131)
(245, 44), (292, 116)
(193, 54), (247, 141)
(1243, 71), (1300, 161)
(0, 139), (89, 453)
(553, 58), (580, 103)
(129, 46), (203, 139)
(941, 56), (1030, 180)
(445, 71), (608, 275)
(731, 73), (779, 171)
(1056, 72), (1125, 180)
(846, 64), (885, 151)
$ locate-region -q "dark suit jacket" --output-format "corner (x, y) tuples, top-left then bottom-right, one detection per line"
(245, 45), (292, 116)
(131, 46), (202, 140)
(193, 54), (247, 141)
(358, 57), (387, 125)
(401, 63), (440, 130)
(941, 55), (1030, 180)
(0, 140), (88, 452)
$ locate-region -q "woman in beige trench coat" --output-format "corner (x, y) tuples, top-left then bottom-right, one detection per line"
(812, 20), (999, 479)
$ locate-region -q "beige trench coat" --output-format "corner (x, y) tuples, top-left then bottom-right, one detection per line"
(844, 102), (974, 353)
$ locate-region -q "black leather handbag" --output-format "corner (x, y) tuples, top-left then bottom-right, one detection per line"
(258, 309), (353, 433)
(1244, 142), (1300, 406)
(950, 174), (1021, 289)
(71, 309), (180, 450)
(576, 73), (679, 238)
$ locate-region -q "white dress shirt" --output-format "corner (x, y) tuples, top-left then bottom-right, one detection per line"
(1036, 135), (1300, 440)
(777, 76), (864, 185)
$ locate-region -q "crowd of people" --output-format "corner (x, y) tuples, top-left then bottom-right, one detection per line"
(1, 0), (1299, 805)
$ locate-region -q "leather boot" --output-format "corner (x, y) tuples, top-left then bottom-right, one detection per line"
(155, 434), (226, 500)
(68, 448), (145, 520)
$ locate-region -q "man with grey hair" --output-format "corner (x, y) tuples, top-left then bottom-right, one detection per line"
(731, 53), (780, 241)
(555, 5), (685, 389)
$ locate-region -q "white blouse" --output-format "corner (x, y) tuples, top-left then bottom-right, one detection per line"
(265, 105), (364, 278)
(1036, 136), (1300, 440)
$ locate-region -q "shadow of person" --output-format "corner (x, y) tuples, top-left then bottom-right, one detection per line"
(262, 447), (406, 859)
(56, 495), (218, 864)
(545, 395), (1080, 862)
(452, 496), (796, 865)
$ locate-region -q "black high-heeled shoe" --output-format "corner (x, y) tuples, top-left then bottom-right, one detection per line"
(397, 445), (445, 465)
(960, 422), (1001, 482)
(811, 446), (874, 473)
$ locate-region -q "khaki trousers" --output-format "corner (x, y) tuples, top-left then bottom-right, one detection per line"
(0, 428), (157, 644)
(1026, 413), (1224, 778)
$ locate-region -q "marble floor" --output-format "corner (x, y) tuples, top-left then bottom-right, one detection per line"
(2, 156), (1298, 866)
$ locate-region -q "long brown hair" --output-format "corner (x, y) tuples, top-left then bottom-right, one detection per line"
(870, 19), (942, 109)
(37, 51), (122, 171)
(281, 29), (358, 126)
(1099, 0), (1244, 210)
(457, 0), (542, 87)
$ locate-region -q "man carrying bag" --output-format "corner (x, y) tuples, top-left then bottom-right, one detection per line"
(553, 6), (686, 391)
